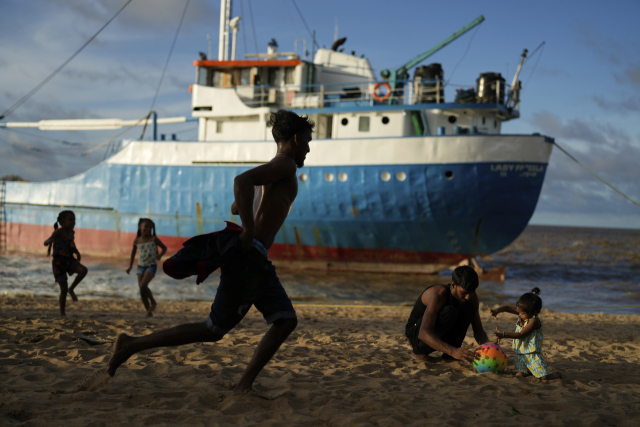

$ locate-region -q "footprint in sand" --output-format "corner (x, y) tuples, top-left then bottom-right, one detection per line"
(219, 388), (288, 412)
(75, 369), (111, 392)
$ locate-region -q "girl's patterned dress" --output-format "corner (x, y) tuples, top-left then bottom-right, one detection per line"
(512, 316), (551, 378)
(52, 234), (78, 283)
(136, 241), (157, 267)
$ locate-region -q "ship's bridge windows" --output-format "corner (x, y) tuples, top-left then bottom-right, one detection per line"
(284, 67), (295, 85)
(268, 67), (280, 86)
(239, 68), (251, 86)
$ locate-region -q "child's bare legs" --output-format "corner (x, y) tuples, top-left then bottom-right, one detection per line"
(58, 281), (68, 316)
(68, 263), (88, 302)
(136, 274), (150, 312)
(137, 271), (156, 316)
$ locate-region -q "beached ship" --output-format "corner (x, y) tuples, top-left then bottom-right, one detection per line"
(1, 4), (552, 273)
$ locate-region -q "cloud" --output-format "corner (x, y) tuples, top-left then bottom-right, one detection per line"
(531, 111), (629, 147)
(614, 65), (640, 88)
(2, 91), (101, 122)
(60, 66), (147, 85)
(573, 20), (627, 66)
(593, 94), (640, 113)
(530, 110), (640, 216)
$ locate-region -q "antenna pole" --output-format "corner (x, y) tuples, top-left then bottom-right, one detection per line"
(218, 0), (232, 60)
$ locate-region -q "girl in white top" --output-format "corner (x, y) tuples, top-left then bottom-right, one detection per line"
(126, 218), (167, 316)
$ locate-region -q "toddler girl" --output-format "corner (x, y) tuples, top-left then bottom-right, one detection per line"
(126, 218), (167, 316)
(488, 288), (561, 380)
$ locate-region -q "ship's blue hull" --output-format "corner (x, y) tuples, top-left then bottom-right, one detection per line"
(5, 156), (547, 270)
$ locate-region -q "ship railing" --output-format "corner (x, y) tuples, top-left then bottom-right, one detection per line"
(234, 79), (514, 111)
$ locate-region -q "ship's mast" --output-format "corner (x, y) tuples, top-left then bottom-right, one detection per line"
(218, 0), (232, 60)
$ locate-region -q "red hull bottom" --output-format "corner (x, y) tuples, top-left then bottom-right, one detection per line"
(6, 222), (468, 274)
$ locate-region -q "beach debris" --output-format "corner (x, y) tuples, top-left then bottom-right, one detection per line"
(506, 407), (521, 417)
(77, 334), (113, 346)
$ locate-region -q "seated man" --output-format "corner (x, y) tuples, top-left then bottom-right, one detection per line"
(405, 265), (492, 362)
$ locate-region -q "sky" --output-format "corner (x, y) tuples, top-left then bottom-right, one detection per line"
(1, 0), (639, 229)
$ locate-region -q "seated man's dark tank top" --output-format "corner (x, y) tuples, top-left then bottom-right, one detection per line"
(405, 284), (476, 354)
(405, 284), (450, 338)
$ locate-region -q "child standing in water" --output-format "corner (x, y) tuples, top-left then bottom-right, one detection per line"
(126, 218), (167, 316)
(44, 210), (88, 316)
(489, 288), (561, 380)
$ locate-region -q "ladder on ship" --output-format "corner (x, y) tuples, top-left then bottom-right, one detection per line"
(0, 180), (6, 253)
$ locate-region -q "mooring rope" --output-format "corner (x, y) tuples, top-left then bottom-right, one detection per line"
(553, 141), (640, 209)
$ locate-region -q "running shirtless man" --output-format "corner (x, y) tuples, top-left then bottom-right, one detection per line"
(108, 110), (314, 393)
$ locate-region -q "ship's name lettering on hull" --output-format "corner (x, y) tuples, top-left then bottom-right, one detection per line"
(490, 164), (545, 172)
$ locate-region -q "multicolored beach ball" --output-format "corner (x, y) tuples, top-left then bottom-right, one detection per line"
(473, 343), (507, 373)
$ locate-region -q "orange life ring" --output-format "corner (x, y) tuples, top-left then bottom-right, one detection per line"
(372, 82), (391, 102)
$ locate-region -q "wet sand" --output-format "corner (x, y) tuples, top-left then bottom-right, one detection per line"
(1, 295), (639, 426)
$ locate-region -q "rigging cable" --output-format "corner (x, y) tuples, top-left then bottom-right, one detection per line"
(0, 0), (134, 121)
(282, 0), (302, 39)
(553, 140), (640, 210)
(444, 24), (482, 87)
(247, 0), (260, 53)
(140, 0), (190, 140)
(0, 127), (82, 146)
(82, 113), (151, 156)
(290, 0), (319, 49)
(523, 41), (545, 89)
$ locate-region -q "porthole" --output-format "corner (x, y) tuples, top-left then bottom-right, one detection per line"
(396, 171), (407, 181)
(324, 172), (335, 182)
(299, 173), (308, 182)
(448, 116), (457, 124)
(381, 171), (391, 182)
(341, 118), (348, 126)
(381, 116), (390, 125)
(445, 171), (454, 180)
(338, 172), (348, 182)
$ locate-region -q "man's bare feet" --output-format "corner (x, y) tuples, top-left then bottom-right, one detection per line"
(411, 352), (427, 361)
(149, 302), (157, 313)
(69, 289), (78, 302)
(146, 311), (153, 317)
(107, 334), (134, 377)
(233, 385), (254, 394)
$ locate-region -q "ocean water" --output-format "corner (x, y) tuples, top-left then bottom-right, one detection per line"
(1, 225), (638, 314)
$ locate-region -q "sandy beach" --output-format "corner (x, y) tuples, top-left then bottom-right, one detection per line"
(1, 295), (639, 426)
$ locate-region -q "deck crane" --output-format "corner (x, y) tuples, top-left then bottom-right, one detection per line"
(379, 15), (485, 103)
